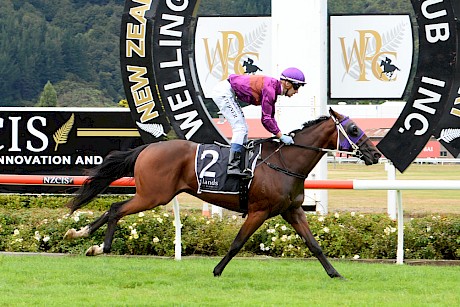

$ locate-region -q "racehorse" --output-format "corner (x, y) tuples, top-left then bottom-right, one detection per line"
(64, 108), (381, 279)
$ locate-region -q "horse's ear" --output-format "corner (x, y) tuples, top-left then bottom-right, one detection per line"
(329, 107), (336, 117)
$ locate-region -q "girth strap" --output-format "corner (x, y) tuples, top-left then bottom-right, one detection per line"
(265, 162), (306, 179)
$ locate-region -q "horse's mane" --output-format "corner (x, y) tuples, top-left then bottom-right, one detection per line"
(289, 115), (330, 134)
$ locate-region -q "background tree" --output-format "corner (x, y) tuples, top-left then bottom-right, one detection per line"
(0, 0), (413, 107)
(36, 80), (58, 107)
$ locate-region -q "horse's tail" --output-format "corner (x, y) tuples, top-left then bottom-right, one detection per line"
(66, 144), (149, 213)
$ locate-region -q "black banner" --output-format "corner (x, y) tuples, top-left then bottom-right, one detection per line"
(433, 1), (460, 157)
(377, 0), (458, 172)
(120, 0), (228, 144)
(120, 1), (171, 143)
(0, 108), (142, 193)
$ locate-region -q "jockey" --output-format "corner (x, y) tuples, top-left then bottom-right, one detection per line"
(211, 67), (306, 178)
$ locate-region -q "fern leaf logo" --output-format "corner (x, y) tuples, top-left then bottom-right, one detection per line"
(53, 113), (75, 151)
(136, 122), (167, 138)
(437, 128), (460, 144)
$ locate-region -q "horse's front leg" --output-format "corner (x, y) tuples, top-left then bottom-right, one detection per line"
(213, 210), (269, 277)
(282, 207), (344, 279)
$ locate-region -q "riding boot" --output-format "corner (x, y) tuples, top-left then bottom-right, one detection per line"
(228, 150), (252, 178)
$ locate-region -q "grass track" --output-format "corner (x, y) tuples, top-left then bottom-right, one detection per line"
(1, 255), (459, 306)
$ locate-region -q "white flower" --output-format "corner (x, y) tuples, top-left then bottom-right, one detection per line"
(157, 217), (163, 224)
(281, 235), (288, 242)
(281, 225), (287, 231)
(334, 212), (340, 219)
(271, 237), (277, 242)
(163, 213), (170, 217)
(138, 212), (145, 218)
(131, 229), (137, 236)
(350, 212), (356, 217)
(73, 215), (80, 222)
(57, 219), (62, 223)
(266, 228), (276, 234)
(426, 226), (431, 232)
(353, 255), (360, 260)
(43, 236), (50, 243)
(152, 237), (160, 243)
(13, 229), (20, 236)
(232, 215), (237, 220)
(317, 216), (325, 222)
(384, 227), (390, 236)
(323, 227), (330, 233)
(34, 231), (41, 241)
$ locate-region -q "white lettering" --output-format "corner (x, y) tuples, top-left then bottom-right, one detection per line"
(168, 90), (193, 112)
(9, 117), (21, 152)
(421, 0), (447, 19)
(160, 14), (184, 37)
(160, 49), (182, 68)
(174, 110), (203, 140)
(403, 113), (430, 135)
(27, 116), (48, 152)
(164, 69), (186, 90)
(166, 0), (189, 12)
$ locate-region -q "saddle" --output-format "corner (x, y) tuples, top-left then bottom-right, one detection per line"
(195, 142), (261, 214)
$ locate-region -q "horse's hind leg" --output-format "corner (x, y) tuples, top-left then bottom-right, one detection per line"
(213, 210), (269, 277)
(282, 207), (344, 279)
(84, 199), (131, 256)
(86, 194), (166, 256)
(64, 211), (110, 240)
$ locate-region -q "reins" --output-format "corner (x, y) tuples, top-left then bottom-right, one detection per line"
(257, 114), (364, 179)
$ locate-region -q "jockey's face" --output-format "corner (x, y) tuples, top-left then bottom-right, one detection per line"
(281, 79), (299, 97)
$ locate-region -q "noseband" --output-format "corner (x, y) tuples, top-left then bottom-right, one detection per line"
(330, 113), (367, 158)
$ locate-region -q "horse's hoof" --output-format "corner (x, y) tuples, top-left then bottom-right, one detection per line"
(85, 245), (103, 256)
(63, 229), (77, 240)
(213, 269), (222, 277)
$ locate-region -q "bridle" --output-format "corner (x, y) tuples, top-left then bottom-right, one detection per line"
(258, 113), (367, 179)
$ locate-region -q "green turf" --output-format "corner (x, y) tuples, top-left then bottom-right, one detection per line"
(0, 255), (459, 306)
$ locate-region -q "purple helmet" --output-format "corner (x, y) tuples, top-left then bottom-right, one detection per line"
(281, 67), (306, 85)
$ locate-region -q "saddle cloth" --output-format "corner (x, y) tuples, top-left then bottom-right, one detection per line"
(195, 143), (261, 194)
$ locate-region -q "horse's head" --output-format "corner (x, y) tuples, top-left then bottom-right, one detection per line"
(329, 108), (382, 165)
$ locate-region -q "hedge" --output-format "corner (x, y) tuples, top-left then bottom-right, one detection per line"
(0, 195), (459, 260)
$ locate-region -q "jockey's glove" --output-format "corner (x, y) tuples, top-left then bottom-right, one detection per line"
(279, 134), (294, 145)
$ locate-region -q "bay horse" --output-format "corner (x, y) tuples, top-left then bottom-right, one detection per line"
(64, 108), (381, 279)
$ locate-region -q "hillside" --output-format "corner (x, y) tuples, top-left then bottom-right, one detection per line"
(0, 0), (412, 107)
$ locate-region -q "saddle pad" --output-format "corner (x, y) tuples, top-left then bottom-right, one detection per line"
(195, 143), (261, 194)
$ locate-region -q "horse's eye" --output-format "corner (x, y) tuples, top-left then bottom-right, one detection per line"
(347, 125), (359, 137)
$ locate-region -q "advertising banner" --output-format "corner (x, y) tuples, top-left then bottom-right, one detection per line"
(121, 0), (228, 144)
(0, 108), (142, 193)
(433, 1), (460, 157)
(377, 0), (458, 172)
(330, 15), (413, 99)
(194, 16), (272, 98)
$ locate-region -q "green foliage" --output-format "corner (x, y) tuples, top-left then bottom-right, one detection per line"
(0, 198), (459, 260)
(1, 0), (414, 107)
(36, 81), (58, 107)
